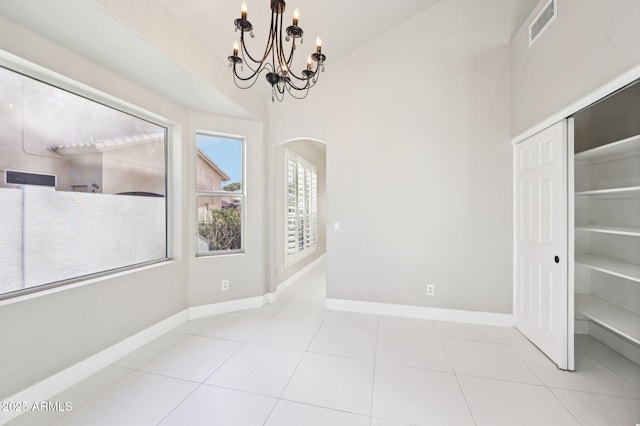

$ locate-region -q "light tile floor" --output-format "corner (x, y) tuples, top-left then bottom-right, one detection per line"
(9, 261), (640, 426)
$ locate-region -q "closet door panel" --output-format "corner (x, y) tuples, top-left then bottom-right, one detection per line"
(514, 120), (570, 369)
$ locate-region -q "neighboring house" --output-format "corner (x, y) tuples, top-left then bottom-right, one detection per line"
(1, 131), (166, 196)
(196, 148), (230, 193)
(196, 148), (236, 224)
(49, 132), (166, 196)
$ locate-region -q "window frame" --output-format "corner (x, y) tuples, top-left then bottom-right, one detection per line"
(284, 149), (318, 267)
(0, 61), (171, 302)
(195, 131), (246, 257)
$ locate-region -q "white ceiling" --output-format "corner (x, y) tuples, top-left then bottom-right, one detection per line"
(159, 0), (446, 66)
(0, 0), (540, 117)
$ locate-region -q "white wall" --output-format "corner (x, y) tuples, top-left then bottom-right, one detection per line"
(511, 0), (640, 139)
(187, 111), (267, 307)
(0, 5), (269, 401)
(268, 0), (515, 314)
(0, 15), (190, 400)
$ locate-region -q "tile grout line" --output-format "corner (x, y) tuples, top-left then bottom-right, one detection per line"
(368, 315), (380, 426)
(436, 326), (478, 426)
(499, 340), (585, 424)
(114, 331), (191, 372)
(24, 367), (136, 426)
(154, 383), (203, 426)
(546, 384), (640, 400)
(200, 276), (306, 386)
(37, 331), (197, 425)
(545, 386), (584, 426)
(157, 273), (311, 426)
(261, 279), (328, 425)
(158, 276), (313, 426)
(37, 331), (194, 426)
(274, 397), (370, 417)
(584, 350), (640, 388)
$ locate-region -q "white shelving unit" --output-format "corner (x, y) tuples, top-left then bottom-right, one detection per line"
(575, 186), (640, 197)
(575, 224), (640, 237)
(574, 134), (640, 163)
(575, 254), (640, 283)
(573, 121), (640, 359)
(575, 294), (640, 346)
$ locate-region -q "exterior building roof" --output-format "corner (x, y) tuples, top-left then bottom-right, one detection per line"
(48, 131), (165, 155)
(197, 148), (231, 182)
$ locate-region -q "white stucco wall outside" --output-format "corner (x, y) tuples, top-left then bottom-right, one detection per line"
(1, 186), (165, 294)
(0, 188), (23, 293)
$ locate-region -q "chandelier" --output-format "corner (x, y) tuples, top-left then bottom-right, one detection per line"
(227, 0), (327, 102)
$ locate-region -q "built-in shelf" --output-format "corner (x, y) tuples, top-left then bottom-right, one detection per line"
(575, 134), (640, 163)
(575, 186), (640, 198)
(575, 224), (640, 237)
(575, 254), (640, 283)
(575, 294), (640, 346)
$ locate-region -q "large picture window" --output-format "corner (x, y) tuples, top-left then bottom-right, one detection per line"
(285, 149), (318, 265)
(0, 65), (168, 299)
(196, 133), (244, 255)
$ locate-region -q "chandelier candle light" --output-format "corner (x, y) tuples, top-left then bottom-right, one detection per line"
(228, 0), (327, 102)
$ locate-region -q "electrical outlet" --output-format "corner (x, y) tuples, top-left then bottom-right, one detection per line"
(426, 284), (435, 296)
(221, 280), (229, 291)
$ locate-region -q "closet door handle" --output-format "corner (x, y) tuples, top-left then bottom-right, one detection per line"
(554, 256), (560, 264)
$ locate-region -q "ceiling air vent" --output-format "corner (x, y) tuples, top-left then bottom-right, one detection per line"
(529, 0), (557, 46)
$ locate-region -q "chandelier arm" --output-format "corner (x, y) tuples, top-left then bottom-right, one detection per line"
(282, 25), (297, 67)
(239, 10), (276, 66)
(281, 73), (310, 91)
(233, 74), (261, 90)
(284, 66), (316, 85)
(271, 14), (278, 71)
(266, 10), (279, 64)
(276, 12), (288, 72)
(288, 62), (322, 88)
(231, 55), (262, 82)
(238, 38), (262, 75)
(285, 83), (310, 100)
(232, 63), (272, 85)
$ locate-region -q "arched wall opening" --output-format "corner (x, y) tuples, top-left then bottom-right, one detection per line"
(270, 137), (327, 292)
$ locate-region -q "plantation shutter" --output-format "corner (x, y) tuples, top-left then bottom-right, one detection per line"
(285, 150), (318, 263)
(287, 156), (297, 255)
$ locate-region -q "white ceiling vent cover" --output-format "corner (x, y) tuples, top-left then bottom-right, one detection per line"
(529, 0), (557, 46)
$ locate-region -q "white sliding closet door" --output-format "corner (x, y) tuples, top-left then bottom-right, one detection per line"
(514, 120), (572, 370)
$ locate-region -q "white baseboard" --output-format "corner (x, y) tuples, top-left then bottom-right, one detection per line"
(265, 292), (277, 304)
(188, 295), (267, 319)
(3, 272), (339, 425)
(1, 293), (275, 425)
(0, 310), (188, 425)
(326, 298), (513, 327)
(276, 253), (326, 294)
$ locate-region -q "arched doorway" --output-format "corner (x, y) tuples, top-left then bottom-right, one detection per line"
(270, 138), (327, 296)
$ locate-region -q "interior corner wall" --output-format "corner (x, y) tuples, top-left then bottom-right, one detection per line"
(510, 0), (640, 139)
(0, 16), (189, 399)
(268, 0), (514, 314)
(186, 111), (267, 307)
(272, 140), (327, 287)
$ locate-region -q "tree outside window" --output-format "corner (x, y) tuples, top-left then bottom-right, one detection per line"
(196, 134), (244, 255)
